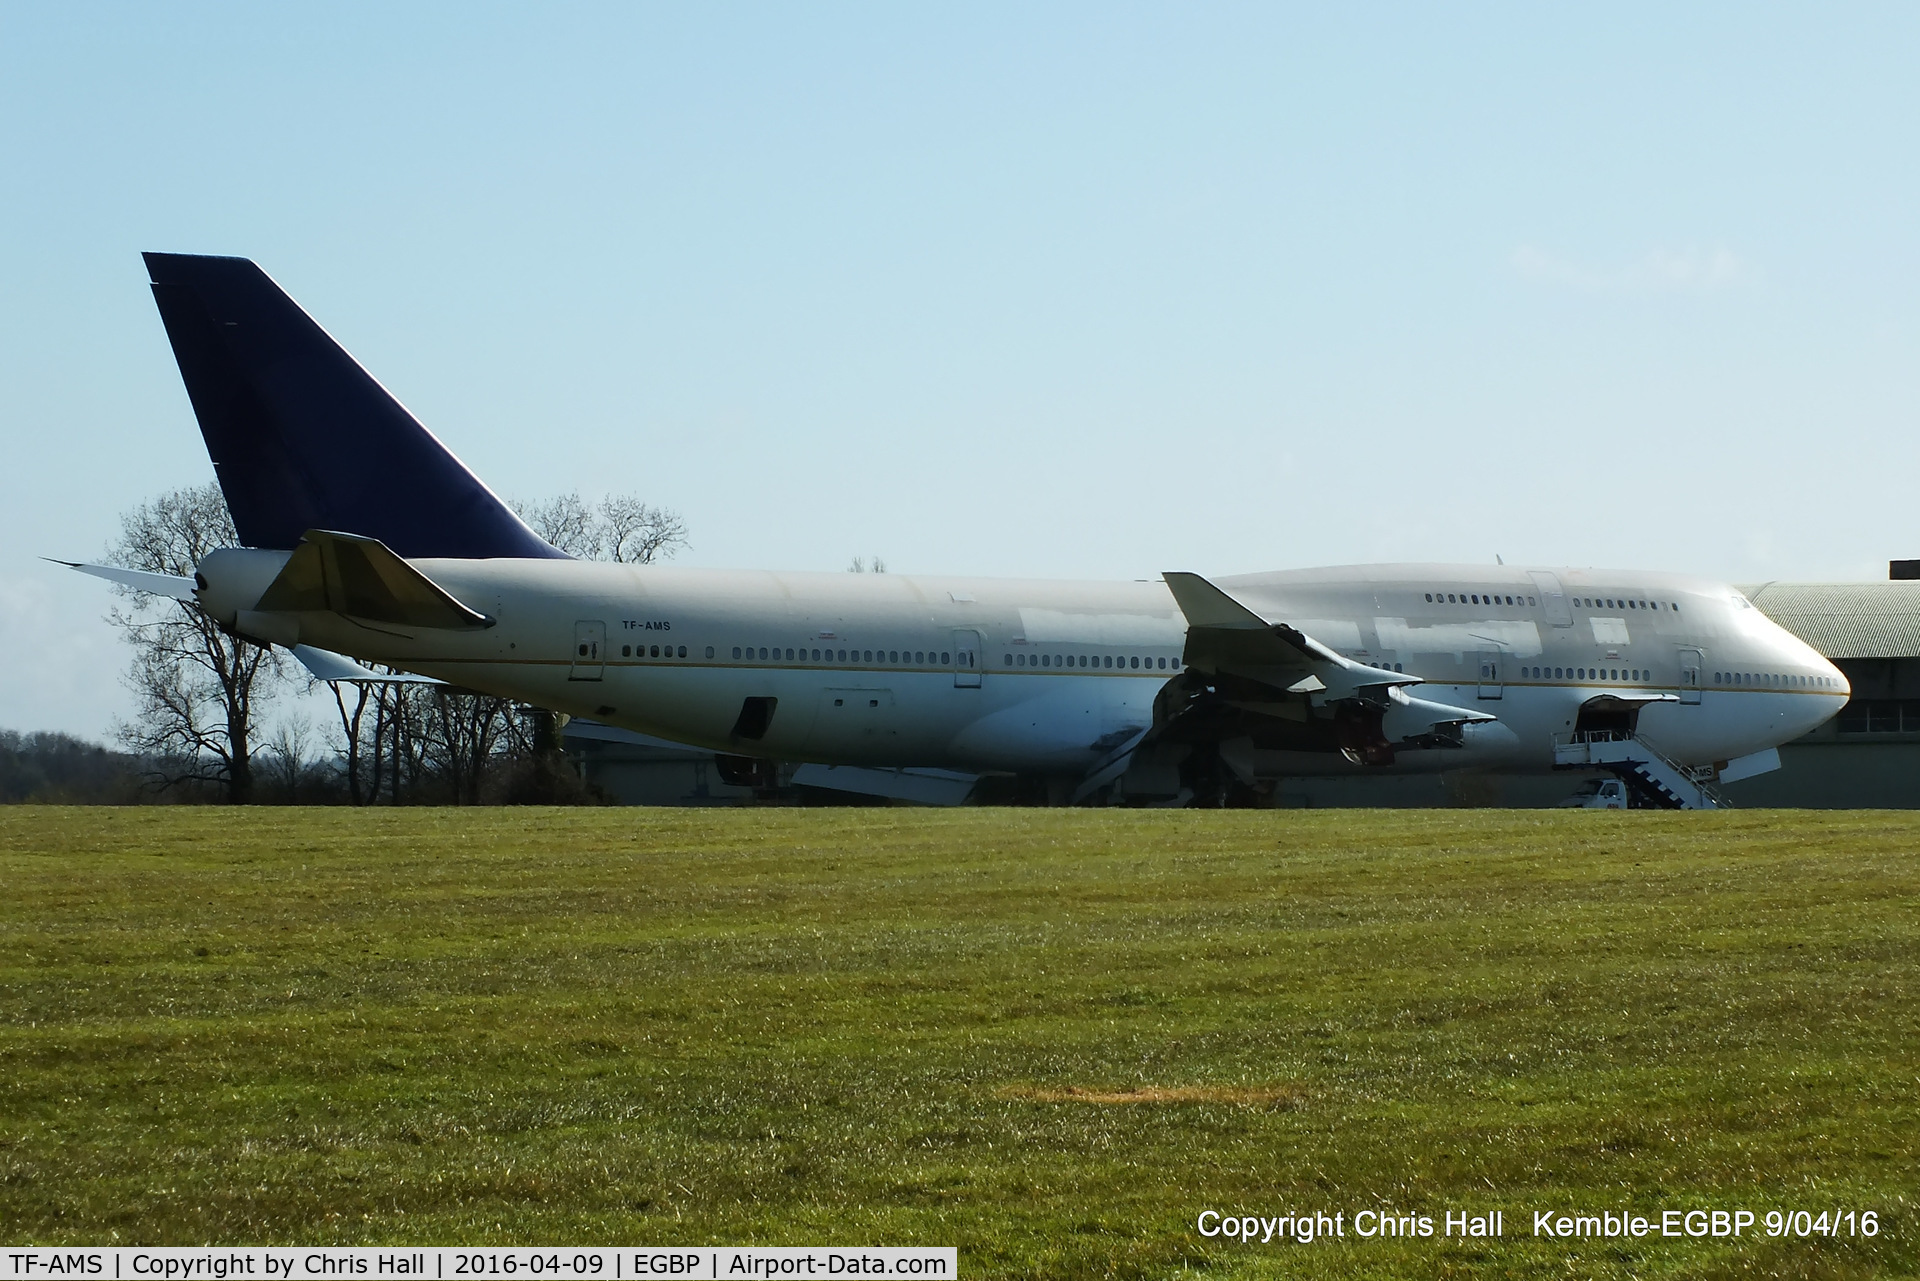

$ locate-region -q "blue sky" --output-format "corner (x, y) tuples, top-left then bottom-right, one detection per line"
(3, 4), (1917, 737)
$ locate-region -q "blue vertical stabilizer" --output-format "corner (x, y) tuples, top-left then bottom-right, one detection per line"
(144, 252), (565, 559)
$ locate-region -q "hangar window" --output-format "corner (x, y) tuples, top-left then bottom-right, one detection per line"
(1839, 700), (1920, 734)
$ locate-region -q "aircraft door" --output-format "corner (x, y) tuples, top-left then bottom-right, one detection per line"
(570, 620), (606, 681)
(952, 630), (983, 688)
(1528, 571), (1573, 627)
(1677, 648), (1702, 705)
(1477, 651), (1503, 700)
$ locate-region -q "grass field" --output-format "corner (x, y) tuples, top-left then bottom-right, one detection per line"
(0, 807), (1915, 1279)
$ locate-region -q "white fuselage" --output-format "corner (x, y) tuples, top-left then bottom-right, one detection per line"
(199, 555), (1849, 779)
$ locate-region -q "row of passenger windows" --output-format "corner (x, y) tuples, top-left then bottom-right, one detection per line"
(1574, 595), (1678, 611)
(734, 646), (950, 664)
(621, 644), (687, 658)
(1523, 666), (1650, 681)
(1428, 591), (1535, 606)
(1005, 652), (1179, 670)
(1424, 591), (1680, 612)
(723, 645), (1181, 671)
(1715, 671), (1836, 689)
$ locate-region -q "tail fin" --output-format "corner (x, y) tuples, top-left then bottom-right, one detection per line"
(143, 252), (565, 560)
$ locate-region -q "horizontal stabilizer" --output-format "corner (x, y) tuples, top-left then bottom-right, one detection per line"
(257, 529), (492, 631)
(53, 559), (197, 601)
(292, 644), (443, 685)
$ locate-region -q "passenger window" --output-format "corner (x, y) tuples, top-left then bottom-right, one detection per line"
(678, 646), (687, 658)
(704, 646), (714, 659)
(622, 645), (631, 657)
(1004, 654), (1014, 665)
(1425, 593), (1433, 602)
(1130, 656), (1140, 668)
(889, 650), (898, 663)
(731, 646), (742, 659)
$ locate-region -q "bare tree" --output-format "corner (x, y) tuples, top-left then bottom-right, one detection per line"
(263, 717), (312, 803)
(108, 484), (281, 802)
(513, 492), (689, 563)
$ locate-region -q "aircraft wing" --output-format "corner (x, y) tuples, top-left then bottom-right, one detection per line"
(1159, 571), (1496, 766)
(1164, 570), (1422, 701)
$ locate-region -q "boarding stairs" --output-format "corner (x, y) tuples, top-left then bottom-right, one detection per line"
(1553, 730), (1726, 810)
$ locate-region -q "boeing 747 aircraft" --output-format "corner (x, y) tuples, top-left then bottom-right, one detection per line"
(69, 254), (1848, 807)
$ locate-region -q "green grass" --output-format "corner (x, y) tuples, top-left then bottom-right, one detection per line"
(0, 807), (1915, 1279)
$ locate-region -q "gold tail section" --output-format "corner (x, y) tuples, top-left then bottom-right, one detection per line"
(256, 529), (492, 631)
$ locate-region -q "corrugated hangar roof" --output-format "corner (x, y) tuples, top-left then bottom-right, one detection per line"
(1742, 581), (1920, 659)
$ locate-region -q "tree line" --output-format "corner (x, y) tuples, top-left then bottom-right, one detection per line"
(87, 484), (687, 805)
